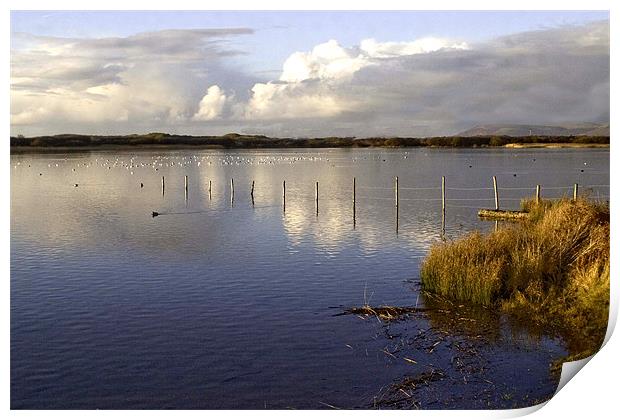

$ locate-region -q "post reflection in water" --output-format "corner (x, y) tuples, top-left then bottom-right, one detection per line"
(395, 203), (399, 235)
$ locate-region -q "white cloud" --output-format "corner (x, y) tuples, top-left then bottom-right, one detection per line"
(278, 37), (468, 83)
(10, 28), (253, 132)
(193, 85), (228, 121)
(243, 81), (348, 120)
(359, 37), (468, 58)
(241, 21), (608, 134)
(280, 40), (368, 83)
(242, 37), (469, 121)
(10, 21), (609, 137)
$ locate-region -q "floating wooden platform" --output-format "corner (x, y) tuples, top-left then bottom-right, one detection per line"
(477, 209), (529, 220)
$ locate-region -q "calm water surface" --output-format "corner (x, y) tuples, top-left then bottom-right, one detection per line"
(11, 148), (609, 409)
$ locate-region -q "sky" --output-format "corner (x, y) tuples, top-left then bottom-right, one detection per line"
(10, 11), (610, 137)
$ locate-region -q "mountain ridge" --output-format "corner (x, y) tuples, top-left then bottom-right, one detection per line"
(457, 123), (609, 137)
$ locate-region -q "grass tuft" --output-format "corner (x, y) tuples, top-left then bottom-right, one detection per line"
(420, 198), (609, 354)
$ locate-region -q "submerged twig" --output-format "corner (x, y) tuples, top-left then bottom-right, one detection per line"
(337, 305), (428, 321)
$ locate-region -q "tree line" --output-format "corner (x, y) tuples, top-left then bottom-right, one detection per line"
(10, 132), (610, 149)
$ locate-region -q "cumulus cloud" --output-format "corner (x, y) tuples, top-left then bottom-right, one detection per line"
(193, 85), (228, 121)
(279, 40), (368, 82)
(244, 80), (349, 120)
(10, 21), (609, 137)
(243, 37), (467, 120)
(11, 28), (253, 133)
(359, 37), (468, 58)
(240, 21), (609, 135)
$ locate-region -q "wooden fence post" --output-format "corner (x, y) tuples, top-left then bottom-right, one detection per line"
(315, 181), (319, 215)
(184, 175), (188, 203)
(441, 176), (446, 238)
(442, 176), (446, 213)
(493, 176), (499, 210)
(230, 178), (234, 206)
(395, 176), (399, 207)
(353, 177), (356, 226)
(394, 176), (399, 233)
(574, 183), (579, 200)
(251, 180), (255, 206)
(536, 184), (541, 204)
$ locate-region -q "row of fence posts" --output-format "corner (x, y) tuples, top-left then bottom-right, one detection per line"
(489, 177), (578, 209)
(158, 175), (582, 232)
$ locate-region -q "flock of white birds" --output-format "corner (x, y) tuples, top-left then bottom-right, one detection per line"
(12, 152), (412, 175)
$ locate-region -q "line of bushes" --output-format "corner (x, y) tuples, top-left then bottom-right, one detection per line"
(10, 133), (610, 149)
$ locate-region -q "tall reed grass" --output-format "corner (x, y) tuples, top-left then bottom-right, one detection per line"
(420, 198), (609, 353)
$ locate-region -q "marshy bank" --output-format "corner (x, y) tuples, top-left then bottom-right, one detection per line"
(342, 289), (568, 409)
(341, 198), (609, 408)
(420, 198), (610, 358)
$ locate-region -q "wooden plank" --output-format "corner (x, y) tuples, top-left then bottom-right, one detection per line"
(477, 209), (529, 220)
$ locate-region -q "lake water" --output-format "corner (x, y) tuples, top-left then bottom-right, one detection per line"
(11, 147), (609, 409)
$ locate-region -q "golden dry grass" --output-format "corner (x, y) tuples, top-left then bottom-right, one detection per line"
(420, 198), (609, 354)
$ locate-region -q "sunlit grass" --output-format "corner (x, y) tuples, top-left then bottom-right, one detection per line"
(420, 198), (609, 353)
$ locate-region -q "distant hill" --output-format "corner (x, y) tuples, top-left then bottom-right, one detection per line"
(458, 123), (609, 137)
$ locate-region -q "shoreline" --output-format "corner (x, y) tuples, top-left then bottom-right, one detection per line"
(504, 143), (609, 148)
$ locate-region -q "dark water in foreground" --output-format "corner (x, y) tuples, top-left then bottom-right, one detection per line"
(11, 148), (609, 409)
